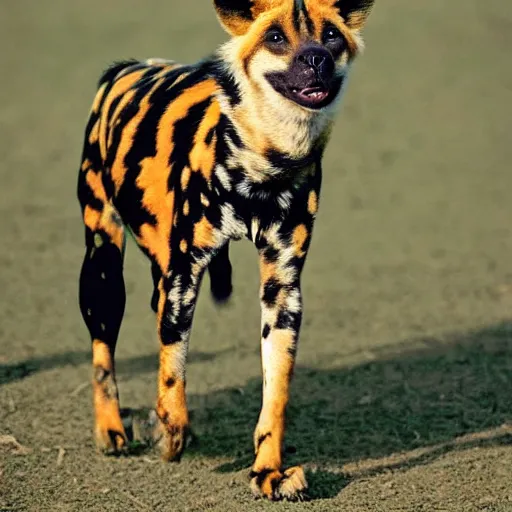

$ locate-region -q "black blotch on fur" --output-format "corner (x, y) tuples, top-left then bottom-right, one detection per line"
(301, 3), (315, 35)
(158, 246), (204, 345)
(214, 0), (254, 20)
(266, 148), (319, 173)
(205, 126), (215, 145)
(287, 343), (298, 359)
(275, 309), (302, 332)
(333, 0), (374, 24)
(209, 244), (233, 303)
(79, 232), (126, 346)
(169, 97), (212, 178)
(165, 377), (176, 388)
(262, 323), (271, 339)
(292, 1), (301, 32)
(257, 432), (272, 449)
(98, 60), (139, 87)
(250, 468), (274, 487)
(77, 176), (105, 214)
(262, 278), (281, 307)
(262, 246), (279, 263)
(292, 2), (314, 35)
(150, 261), (162, 313)
(206, 58), (242, 106)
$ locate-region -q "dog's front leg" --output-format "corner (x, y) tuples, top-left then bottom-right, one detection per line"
(250, 223), (312, 501)
(154, 260), (204, 462)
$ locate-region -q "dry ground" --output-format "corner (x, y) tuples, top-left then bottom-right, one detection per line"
(1, 0), (512, 511)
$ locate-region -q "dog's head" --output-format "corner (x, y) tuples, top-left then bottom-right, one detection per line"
(214, 0), (374, 112)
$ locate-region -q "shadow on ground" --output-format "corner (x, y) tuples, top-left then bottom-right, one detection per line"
(2, 323), (511, 500)
(0, 350), (217, 385)
(185, 322), (512, 498)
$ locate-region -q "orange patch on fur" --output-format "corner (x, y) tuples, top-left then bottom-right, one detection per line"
(88, 119), (100, 145)
(99, 70), (146, 161)
(92, 339), (113, 370)
(307, 190), (318, 215)
(260, 260), (277, 284)
(86, 171), (108, 202)
(81, 159), (92, 172)
(91, 82), (107, 114)
(83, 205), (101, 232)
(252, 327), (295, 477)
(157, 344), (189, 426)
(135, 79), (218, 271)
(92, 339), (126, 450)
(181, 166), (191, 190)
(107, 89), (136, 145)
(292, 224), (308, 257)
(189, 100), (220, 182)
(109, 79), (164, 194)
(193, 215), (215, 248)
(156, 376), (189, 427)
(137, 192), (174, 272)
(83, 173), (124, 250)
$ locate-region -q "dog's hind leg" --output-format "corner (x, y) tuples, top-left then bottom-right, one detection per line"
(208, 242), (233, 303)
(78, 165), (127, 454)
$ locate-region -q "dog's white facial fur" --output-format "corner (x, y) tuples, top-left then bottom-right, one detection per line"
(215, 0), (367, 160)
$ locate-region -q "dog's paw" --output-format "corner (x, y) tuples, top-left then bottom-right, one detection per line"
(93, 366), (127, 455)
(152, 410), (191, 462)
(94, 417), (127, 455)
(250, 466), (309, 501)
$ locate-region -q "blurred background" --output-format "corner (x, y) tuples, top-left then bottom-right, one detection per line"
(0, 1), (511, 510)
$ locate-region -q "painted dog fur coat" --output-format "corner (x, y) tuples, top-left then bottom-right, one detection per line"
(77, 0), (375, 500)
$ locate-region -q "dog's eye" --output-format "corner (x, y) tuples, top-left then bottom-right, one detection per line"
(265, 28), (286, 45)
(322, 25), (343, 44)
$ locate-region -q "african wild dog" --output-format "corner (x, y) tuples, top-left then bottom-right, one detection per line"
(77, 0), (375, 500)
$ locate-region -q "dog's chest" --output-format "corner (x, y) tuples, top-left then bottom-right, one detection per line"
(103, 63), (318, 256)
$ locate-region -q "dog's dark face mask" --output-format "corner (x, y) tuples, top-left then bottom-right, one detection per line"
(265, 31), (344, 110)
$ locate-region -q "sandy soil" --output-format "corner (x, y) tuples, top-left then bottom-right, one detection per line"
(1, 0), (512, 510)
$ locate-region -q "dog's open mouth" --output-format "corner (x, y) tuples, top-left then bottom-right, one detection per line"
(285, 79), (342, 109)
(290, 85), (329, 105)
(266, 71), (343, 110)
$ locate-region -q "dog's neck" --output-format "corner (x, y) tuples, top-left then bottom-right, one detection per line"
(232, 88), (333, 160)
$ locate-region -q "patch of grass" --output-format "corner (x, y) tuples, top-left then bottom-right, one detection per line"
(186, 323), (511, 471)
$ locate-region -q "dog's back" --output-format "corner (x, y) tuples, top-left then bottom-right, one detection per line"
(79, 58), (224, 264)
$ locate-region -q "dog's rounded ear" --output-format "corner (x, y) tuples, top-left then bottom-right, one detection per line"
(333, 0), (375, 30)
(213, 0), (275, 36)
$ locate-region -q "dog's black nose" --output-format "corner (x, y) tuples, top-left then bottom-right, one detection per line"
(296, 46), (330, 71)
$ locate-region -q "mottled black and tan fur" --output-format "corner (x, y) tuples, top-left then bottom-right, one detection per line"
(77, 0), (375, 500)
